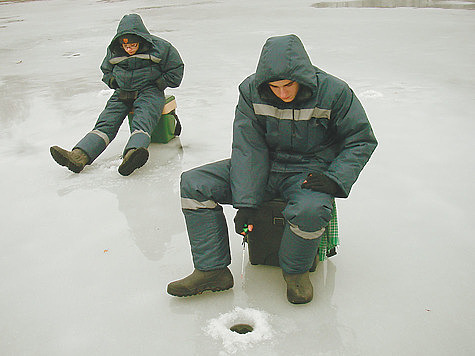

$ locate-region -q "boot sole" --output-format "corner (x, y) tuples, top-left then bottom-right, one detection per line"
(288, 295), (313, 304)
(167, 282), (233, 297)
(50, 146), (68, 167)
(118, 148), (149, 176)
(50, 146), (84, 173)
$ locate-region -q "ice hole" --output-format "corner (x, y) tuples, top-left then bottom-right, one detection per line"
(230, 323), (254, 334)
(205, 307), (274, 353)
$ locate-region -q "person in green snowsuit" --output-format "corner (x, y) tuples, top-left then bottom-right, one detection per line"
(50, 14), (184, 176)
(167, 34), (377, 304)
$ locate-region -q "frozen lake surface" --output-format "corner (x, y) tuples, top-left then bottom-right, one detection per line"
(1, 0), (474, 355)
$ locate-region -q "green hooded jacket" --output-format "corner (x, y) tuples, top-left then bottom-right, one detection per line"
(230, 34), (377, 207)
(100, 14), (184, 91)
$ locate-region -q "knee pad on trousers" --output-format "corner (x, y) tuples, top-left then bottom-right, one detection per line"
(284, 200), (333, 233)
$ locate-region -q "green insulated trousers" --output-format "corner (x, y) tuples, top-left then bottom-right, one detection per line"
(180, 159), (334, 274)
(75, 86), (165, 162)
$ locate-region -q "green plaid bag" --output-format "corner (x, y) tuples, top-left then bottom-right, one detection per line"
(318, 199), (339, 261)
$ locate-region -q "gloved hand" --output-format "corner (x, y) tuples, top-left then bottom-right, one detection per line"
(109, 77), (119, 89)
(155, 77), (167, 91)
(234, 208), (257, 235)
(301, 172), (339, 195)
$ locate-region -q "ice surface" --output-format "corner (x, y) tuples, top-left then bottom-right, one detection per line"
(0, 0), (474, 355)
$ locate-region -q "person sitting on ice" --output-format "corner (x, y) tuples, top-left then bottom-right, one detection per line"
(167, 34), (377, 304)
(50, 13), (184, 176)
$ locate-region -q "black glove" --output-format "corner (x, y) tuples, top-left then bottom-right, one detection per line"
(109, 77), (119, 89)
(301, 172), (339, 195)
(155, 77), (167, 91)
(234, 208), (257, 235)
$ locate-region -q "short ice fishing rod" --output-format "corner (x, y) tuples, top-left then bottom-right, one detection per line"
(240, 224), (253, 279)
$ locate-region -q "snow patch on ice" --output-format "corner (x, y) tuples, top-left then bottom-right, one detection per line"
(98, 89), (114, 97)
(359, 89), (384, 98)
(96, 158), (122, 171)
(204, 307), (274, 354)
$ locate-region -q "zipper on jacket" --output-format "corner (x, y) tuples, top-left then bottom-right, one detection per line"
(291, 109), (295, 148)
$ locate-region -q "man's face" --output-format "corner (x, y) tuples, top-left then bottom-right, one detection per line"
(122, 42), (139, 55)
(268, 80), (300, 102)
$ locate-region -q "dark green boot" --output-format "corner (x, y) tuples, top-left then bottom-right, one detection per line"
(167, 267), (234, 297)
(283, 271), (313, 304)
(118, 147), (149, 176)
(50, 146), (89, 173)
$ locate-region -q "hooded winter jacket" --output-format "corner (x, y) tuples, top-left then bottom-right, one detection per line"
(230, 34), (377, 207)
(100, 14), (184, 91)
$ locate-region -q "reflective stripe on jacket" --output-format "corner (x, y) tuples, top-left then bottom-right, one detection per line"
(230, 34), (377, 207)
(100, 14), (184, 91)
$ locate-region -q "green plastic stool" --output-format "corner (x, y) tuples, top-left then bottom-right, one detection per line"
(128, 95), (179, 144)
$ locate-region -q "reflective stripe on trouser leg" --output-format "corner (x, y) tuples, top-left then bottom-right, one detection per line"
(75, 91), (130, 162)
(276, 172), (333, 273)
(74, 130), (108, 163)
(180, 159), (233, 271)
(181, 198), (217, 210)
(183, 206), (231, 271)
(279, 223), (323, 274)
(124, 87), (165, 154)
(123, 130), (151, 155)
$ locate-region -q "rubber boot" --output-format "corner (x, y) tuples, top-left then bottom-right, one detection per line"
(118, 147), (149, 176)
(50, 146), (89, 173)
(167, 267), (234, 297)
(282, 271), (313, 304)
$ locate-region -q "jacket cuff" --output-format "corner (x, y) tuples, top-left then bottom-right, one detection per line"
(155, 77), (167, 91)
(324, 173), (348, 198)
(108, 77), (119, 89)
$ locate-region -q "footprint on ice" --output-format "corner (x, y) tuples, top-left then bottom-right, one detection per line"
(204, 307), (274, 354)
(359, 90), (383, 98)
